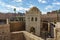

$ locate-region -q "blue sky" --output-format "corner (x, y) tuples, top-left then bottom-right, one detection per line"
(0, 0), (60, 14)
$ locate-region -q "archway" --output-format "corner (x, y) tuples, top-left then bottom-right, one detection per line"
(30, 27), (35, 34)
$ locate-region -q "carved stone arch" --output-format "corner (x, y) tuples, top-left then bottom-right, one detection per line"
(30, 27), (35, 34)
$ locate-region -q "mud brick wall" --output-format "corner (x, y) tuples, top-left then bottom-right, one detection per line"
(11, 32), (26, 40)
(10, 21), (25, 32)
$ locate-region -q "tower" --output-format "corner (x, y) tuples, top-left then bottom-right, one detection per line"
(25, 7), (41, 36)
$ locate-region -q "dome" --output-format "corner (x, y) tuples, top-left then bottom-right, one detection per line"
(29, 7), (40, 12)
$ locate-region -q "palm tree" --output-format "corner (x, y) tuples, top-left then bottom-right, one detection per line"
(14, 8), (17, 21)
(14, 8), (16, 13)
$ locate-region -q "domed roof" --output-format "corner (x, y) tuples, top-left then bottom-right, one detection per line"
(29, 7), (40, 11)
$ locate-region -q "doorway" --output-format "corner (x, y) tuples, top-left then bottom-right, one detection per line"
(30, 27), (35, 34)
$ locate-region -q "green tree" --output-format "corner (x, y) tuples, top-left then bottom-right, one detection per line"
(14, 8), (16, 13)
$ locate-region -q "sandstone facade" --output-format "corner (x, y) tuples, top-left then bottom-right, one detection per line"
(25, 7), (41, 36)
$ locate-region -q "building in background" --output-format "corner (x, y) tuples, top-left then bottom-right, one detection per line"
(0, 7), (60, 40)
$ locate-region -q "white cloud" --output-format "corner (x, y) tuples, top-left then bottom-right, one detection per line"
(0, 1), (36, 13)
(0, 1), (16, 9)
(0, 1), (29, 13)
(42, 12), (47, 14)
(14, 0), (22, 2)
(38, 0), (47, 3)
(6, 5), (29, 11)
(24, 4), (35, 11)
(52, 2), (60, 5)
(45, 5), (53, 10)
(29, 4), (34, 8)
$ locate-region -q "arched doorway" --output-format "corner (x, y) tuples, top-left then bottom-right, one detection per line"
(30, 27), (35, 34)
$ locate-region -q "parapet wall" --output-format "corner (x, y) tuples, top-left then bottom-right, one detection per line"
(0, 24), (10, 33)
(23, 31), (43, 40)
(11, 32), (26, 40)
(55, 28), (60, 40)
(11, 31), (44, 40)
(0, 24), (10, 40)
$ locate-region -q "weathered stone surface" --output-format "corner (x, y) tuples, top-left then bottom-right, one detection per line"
(11, 32), (26, 40)
(10, 21), (25, 32)
(25, 7), (41, 36)
(11, 31), (44, 40)
(0, 24), (10, 40)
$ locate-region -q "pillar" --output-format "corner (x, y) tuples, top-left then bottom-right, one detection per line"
(6, 19), (9, 24)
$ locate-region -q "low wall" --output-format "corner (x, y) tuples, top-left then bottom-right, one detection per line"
(0, 24), (10, 40)
(11, 32), (26, 40)
(23, 31), (44, 40)
(54, 22), (60, 40)
(55, 28), (60, 40)
(11, 31), (44, 40)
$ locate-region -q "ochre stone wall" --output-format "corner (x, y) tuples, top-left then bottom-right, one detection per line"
(11, 31), (44, 40)
(0, 24), (10, 40)
(25, 7), (41, 36)
(10, 21), (25, 32)
(11, 32), (26, 40)
(55, 28), (60, 40)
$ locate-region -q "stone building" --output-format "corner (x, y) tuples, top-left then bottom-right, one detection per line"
(9, 7), (58, 39)
(0, 6), (60, 40)
(25, 7), (41, 36)
(0, 19), (10, 40)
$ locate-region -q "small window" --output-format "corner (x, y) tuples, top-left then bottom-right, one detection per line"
(31, 17), (33, 21)
(35, 17), (37, 21)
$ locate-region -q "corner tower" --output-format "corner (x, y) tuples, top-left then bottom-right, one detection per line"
(25, 7), (41, 36)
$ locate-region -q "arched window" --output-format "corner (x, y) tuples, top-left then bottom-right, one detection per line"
(31, 17), (33, 21)
(35, 17), (37, 21)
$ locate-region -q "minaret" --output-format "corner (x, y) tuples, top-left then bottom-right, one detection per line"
(25, 7), (41, 36)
